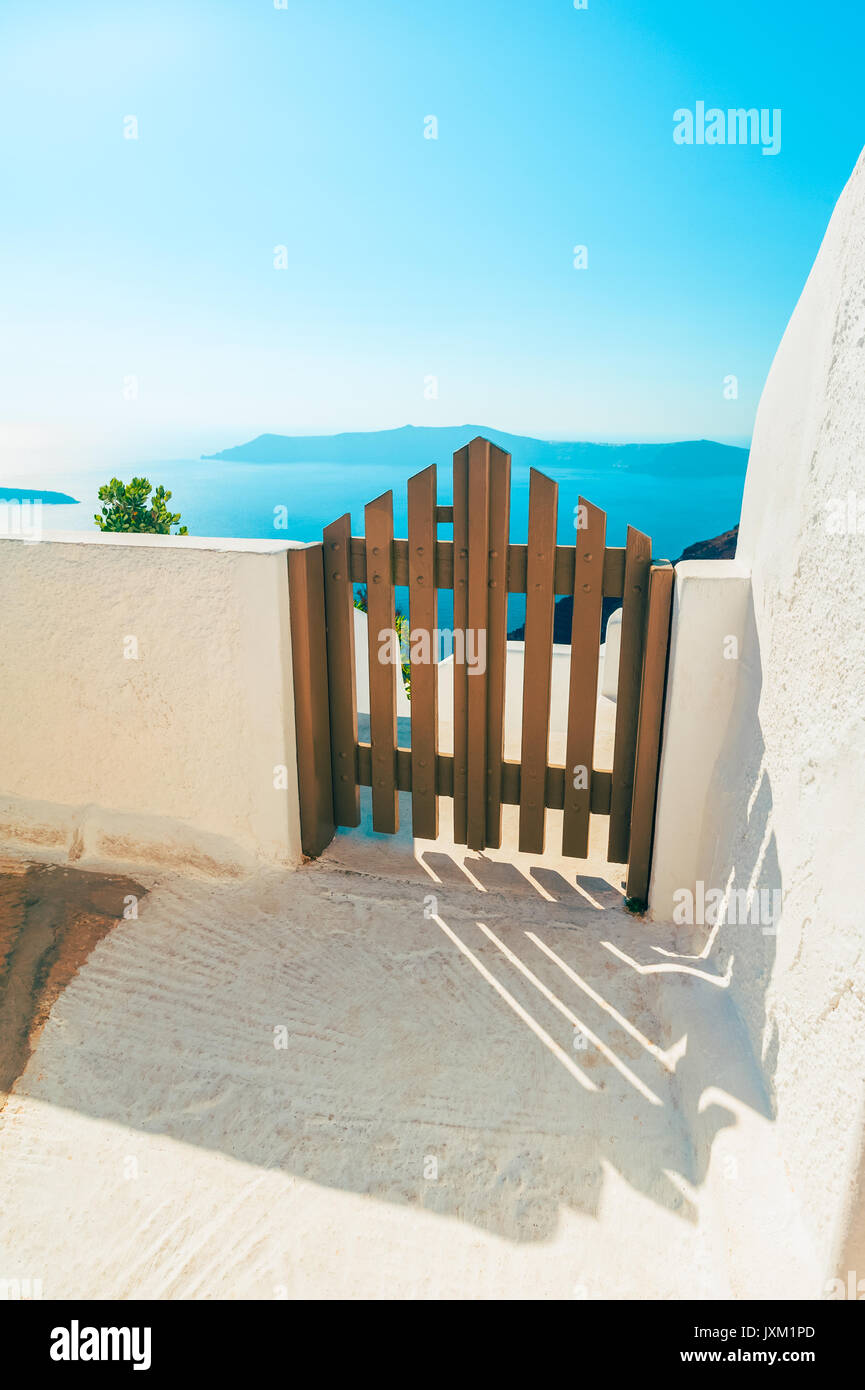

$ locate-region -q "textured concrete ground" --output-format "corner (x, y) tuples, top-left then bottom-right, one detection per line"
(0, 801), (817, 1299)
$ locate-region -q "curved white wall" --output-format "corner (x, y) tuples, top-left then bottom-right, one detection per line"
(650, 147), (865, 1290)
(730, 147), (865, 1289)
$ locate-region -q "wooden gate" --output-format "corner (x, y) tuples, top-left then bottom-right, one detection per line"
(288, 436), (673, 904)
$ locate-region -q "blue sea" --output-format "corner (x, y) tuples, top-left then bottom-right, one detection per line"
(41, 455), (746, 634)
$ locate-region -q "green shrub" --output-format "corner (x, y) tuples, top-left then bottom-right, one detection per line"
(94, 477), (187, 534)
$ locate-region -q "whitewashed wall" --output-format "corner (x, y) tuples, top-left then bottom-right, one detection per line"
(0, 532), (304, 874)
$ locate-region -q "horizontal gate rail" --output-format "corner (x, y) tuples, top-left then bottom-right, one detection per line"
(356, 743), (613, 815)
(346, 536), (627, 598)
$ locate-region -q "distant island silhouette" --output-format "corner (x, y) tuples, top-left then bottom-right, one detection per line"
(204, 424), (748, 477)
(0, 486), (78, 504)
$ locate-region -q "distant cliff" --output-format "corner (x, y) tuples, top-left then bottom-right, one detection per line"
(673, 524), (738, 563)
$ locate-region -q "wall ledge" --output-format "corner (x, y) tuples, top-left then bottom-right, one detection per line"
(0, 793), (266, 879)
(0, 531), (310, 555)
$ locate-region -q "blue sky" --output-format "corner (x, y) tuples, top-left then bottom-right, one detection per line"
(1, 0), (863, 473)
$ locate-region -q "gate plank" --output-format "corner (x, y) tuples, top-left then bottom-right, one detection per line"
(485, 444), (512, 848)
(323, 514), (360, 827)
(561, 497), (606, 859)
(466, 438), (491, 851)
(626, 562), (674, 903)
(365, 491), (399, 833)
(608, 524), (652, 862)
(451, 445), (469, 844)
(407, 465), (438, 839)
(519, 468), (558, 853)
(288, 544), (336, 856)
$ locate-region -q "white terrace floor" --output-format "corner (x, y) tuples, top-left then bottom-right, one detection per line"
(0, 797), (816, 1300)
